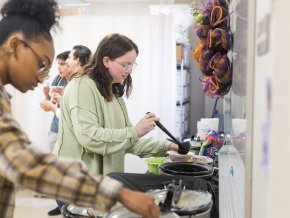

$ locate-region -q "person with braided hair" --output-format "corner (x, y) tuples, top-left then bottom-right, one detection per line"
(0, 0), (160, 218)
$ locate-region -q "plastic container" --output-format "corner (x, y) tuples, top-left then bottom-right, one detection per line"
(144, 157), (167, 174)
(167, 150), (194, 162)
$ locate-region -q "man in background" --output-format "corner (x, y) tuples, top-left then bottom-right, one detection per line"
(40, 51), (70, 152)
(45, 45), (92, 216)
(65, 45), (92, 78)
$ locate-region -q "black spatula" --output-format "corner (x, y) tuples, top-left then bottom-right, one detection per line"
(155, 120), (190, 155)
(146, 112), (190, 154)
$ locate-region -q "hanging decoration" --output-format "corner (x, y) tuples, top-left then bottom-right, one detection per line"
(191, 0), (232, 97)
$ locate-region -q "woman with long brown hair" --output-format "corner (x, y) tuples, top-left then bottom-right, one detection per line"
(0, 0), (159, 217)
(55, 33), (178, 176)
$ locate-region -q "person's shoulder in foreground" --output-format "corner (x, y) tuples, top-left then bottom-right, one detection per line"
(0, 0), (159, 218)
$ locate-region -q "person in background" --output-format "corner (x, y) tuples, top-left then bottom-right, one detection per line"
(66, 45), (92, 78)
(55, 33), (179, 177)
(45, 45), (92, 216)
(0, 0), (159, 218)
(40, 45), (92, 153)
(39, 51), (70, 152)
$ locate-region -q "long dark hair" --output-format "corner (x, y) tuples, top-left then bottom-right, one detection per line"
(80, 33), (139, 102)
(0, 0), (59, 45)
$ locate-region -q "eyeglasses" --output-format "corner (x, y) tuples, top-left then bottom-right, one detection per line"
(114, 59), (138, 72)
(20, 40), (50, 81)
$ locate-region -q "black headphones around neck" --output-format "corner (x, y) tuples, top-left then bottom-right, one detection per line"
(112, 83), (124, 97)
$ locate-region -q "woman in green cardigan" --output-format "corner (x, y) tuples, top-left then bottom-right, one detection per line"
(54, 33), (178, 175)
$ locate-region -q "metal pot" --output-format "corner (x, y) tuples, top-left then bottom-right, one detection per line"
(61, 205), (84, 218)
(61, 204), (106, 218)
(147, 189), (212, 217)
(62, 204), (179, 218)
(104, 204), (180, 218)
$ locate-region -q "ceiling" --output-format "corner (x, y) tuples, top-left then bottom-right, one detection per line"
(57, 0), (189, 3)
(0, 0), (191, 8)
(0, 0), (191, 16)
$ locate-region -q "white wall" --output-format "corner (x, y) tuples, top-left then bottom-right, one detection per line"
(51, 14), (176, 137)
(8, 8), (178, 172)
(250, 0), (273, 217)
(267, 0), (290, 217)
(49, 11), (176, 173)
(250, 0), (290, 217)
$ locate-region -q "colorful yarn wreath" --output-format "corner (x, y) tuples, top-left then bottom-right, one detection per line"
(192, 0), (232, 97)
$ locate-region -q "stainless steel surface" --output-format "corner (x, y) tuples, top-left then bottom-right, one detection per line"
(148, 189), (212, 215)
(87, 207), (106, 217)
(67, 204), (89, 216)
(66, 188), (212, 218)
(105, 203), (180, 218)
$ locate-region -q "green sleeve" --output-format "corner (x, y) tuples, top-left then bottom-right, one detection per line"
(126, 137), (172, 157)
(71, 107), (139, 155)
(117, 98), (171, 156)
(68, 78), (138, 155)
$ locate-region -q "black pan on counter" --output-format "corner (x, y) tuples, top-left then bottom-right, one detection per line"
(159, 162), (214, 180)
